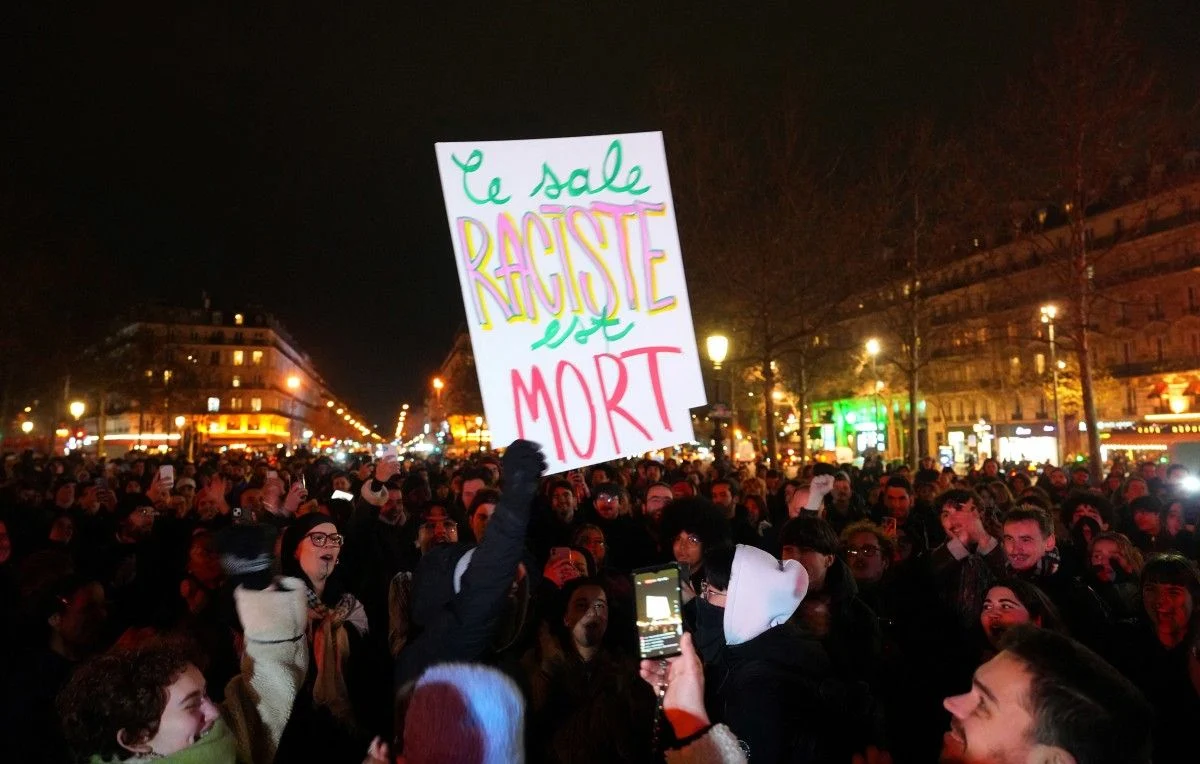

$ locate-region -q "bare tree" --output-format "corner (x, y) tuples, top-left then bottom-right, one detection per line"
(991, 0), (1182, 478)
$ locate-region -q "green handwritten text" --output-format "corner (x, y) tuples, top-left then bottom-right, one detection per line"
(530, 311), (636, 351)
(452, 150), (510, 205)
(529, 139), (650, 200)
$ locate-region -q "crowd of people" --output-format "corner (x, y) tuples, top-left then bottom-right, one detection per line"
(0, 443), (1197, 763)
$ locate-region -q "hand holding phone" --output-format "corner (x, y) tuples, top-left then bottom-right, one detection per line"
(159, 465), (175, 489)
(881, 516), (898, 539)
(633, 563), (685, 660)
(332, 489), (355, 502)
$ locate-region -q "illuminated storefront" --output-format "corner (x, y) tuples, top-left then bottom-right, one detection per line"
(996, 422), (1059, 465)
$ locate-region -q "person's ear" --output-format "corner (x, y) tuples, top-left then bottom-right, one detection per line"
(116, 728), (152, 755)
(823, 553), (836, 570)
(1046, 533), (1057, 551)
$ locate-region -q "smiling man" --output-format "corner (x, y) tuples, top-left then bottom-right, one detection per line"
(942, 626), (1152, 764)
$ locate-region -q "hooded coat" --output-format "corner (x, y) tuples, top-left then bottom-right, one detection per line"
(700, 546), (834, 763)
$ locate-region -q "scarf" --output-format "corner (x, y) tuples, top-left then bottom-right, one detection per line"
(306, 587), (360, 731)
(89, 717), (237, 764)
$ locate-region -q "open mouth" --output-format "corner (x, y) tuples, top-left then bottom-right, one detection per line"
(319, 553), (334, 563)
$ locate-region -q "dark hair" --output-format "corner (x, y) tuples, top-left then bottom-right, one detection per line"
(58, 642), (196, 761)
(1128, 496), (1163, 518)
(987, 579), (1068, 635)
(883, 475), (912, 495)
(1141, 552), (1200, 601)
(468, 488), (502, 518)
(658, 497), (730, 549)
(840, 520), (894, 561)
(1004, 506), (1054, 538)
(1165, 463), (1188, 478)
(934, 488), (986, 514)
(742, 494), (768, 522)
(280, 514), (346, 605)
(702, 544), (737, 591)
(548, 479), (573, 496)
(779, 516), (839, 555)
(998, 626), (1153, 764)
(1061, 492), (1114, 529)
(710, 477), (740, 497)
(460, 467), (494, 487)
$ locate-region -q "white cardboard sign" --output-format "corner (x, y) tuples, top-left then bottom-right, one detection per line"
(434, 131), (706, 473)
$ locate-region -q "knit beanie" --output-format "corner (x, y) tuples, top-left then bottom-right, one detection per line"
(403, 662), (525, 764)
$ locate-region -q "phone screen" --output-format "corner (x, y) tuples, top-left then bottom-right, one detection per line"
(632, 564), (684, 660)
(331, 489), (354, 502)
(159, 465), (175, 485)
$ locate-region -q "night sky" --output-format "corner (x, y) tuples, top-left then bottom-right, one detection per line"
(6, 2), (1198, 426)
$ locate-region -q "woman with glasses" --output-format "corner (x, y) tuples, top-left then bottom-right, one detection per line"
(276, 513), (371, 761)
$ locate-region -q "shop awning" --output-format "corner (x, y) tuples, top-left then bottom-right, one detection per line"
(1184, 379), (1200, 396)
(1147, 381), (1168, 399)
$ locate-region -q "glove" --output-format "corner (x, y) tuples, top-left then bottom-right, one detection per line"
(215, 524), (274, 591)
(500, 439), (547, 497)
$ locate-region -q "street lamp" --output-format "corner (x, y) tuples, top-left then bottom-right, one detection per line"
(706, 334), (729, 464)
(865, 339), (882, 454)
(69, 400), (86, 421)
(20, 421), (33, 434)
(475, 415), (485, 453)
(1041, 305), (1062, 466)
(286, 375), (301, 390)
(174, 415), (187, 429)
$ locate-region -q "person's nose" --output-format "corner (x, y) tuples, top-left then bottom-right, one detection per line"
(943, 691), (973, 719)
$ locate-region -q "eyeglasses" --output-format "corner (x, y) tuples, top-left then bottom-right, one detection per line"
(844, 545), (881, 559)
(423, 520), (457, 532)
(305, 531), (344, 547)
(700, 581), (726, 601)
(678, 533), (701, 546)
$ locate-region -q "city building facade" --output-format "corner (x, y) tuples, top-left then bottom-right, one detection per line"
(77, 303), (380, 454)
(808, 178), (1200, 469)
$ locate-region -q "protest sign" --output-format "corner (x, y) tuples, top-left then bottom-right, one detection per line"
(435, 132), (706, 473)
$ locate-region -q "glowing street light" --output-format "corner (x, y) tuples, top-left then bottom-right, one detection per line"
(69, 400), (86, 420)
(20, 421), (33, 434)
(286, 375), (301, 390)
(1041, 304), (1062, 465)
(705, 334), (730, 462)
(706, 335), (729, 370)
(865, 338), (882, 453)
(174, 415), (187, 428)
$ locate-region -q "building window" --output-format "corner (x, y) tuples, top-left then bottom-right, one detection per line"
(231, 397), (243, 411)
(234, 313), (244, 326)
(210, 351), (220, 365)
(163, 370), (173, 384)
(232, 375), (241, 388)
(1035, 354), (1045, 375)
(251, 397), (262, 412)
(233, 350), (244, 366)
(252, 350), (263, 365)
(207, 397), (220, 413)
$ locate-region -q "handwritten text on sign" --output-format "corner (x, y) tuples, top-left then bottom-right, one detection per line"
(435, 133), (706, 472)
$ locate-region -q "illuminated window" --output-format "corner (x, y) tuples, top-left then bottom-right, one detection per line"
(207, 397), (220, 412)
(234, 313), (244, 326)
(251, 397), (262, 412)
(251, 350), (263, 365)
(231, 397), (243, 411)
(145, 369), (154, 378)
(1035, 354), (1045, 375)
(232, 375), (241, 388)
(233, 350), (244, 366)
(163, 370), (173, 383)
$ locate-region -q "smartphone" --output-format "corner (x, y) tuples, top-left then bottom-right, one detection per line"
(632, 563), (685, 660)
(159, 465), (175, 488)
(881, 516), (898, 538)
(331, 489), (354, 502)
(550, 546), (571, 561)
(380, 444), (399, 462)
